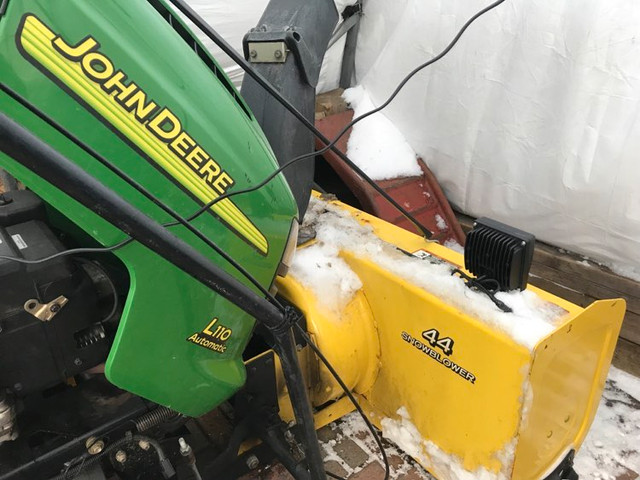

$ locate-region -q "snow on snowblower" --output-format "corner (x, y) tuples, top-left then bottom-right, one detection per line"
(0, 1), (625, 479)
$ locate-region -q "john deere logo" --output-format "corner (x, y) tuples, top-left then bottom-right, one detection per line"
(16, 14), (269, 255)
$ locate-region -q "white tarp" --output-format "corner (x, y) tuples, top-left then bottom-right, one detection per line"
(186, 0), (640, 274)
(353, 0), (640, 273)
(184, 0), (269, 86)
(185, 0), (350, 90)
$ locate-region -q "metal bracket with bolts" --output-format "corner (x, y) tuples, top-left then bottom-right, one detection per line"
(24, 295), (68, 322)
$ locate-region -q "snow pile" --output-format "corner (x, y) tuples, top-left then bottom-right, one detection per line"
(288, 241), (362, 316)
(381, 407), (514, 480)
(607, 263), (640, 283)
(574, 366), (640, 479)
(380, 407), (431, 467)
(292, 196), (565, 349)
(342, 86), (422, 180)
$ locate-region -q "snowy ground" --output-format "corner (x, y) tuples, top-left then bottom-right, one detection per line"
(574, 367), (640, 479)
(320, 367), (639, 479)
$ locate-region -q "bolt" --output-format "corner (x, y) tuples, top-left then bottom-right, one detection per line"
(250, 50), (257, 58)
(74, 358), (83, 366)
(115, 450), (127, 464)
(50, 304), (61, 313)
(178, 437), (191, 456)
(86, 437), (105, 455)
(246, 454), (260, 470)
(138, 439), (150, 451)
(274, 49), (283, 59)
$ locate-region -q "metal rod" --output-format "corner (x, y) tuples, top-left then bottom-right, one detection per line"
(0, 113), (326, 480)
(166, 0), (433, 239)
(273, 328), (327, 480)
(0, 82), (281, 309)
(339, 4), (361, 88)
(0, 113), (284, 330)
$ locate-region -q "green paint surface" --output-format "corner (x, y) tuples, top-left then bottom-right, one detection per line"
(0, 0), (296, 415)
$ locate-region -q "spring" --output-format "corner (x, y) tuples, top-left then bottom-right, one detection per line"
(134, 406), (179, 432)
(75, 324), (106, 349)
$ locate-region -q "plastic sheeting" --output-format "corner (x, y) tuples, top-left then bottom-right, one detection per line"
(354, 0), (640, 272)
(185, 0), (350, 90)
(184, 0), (269, 86)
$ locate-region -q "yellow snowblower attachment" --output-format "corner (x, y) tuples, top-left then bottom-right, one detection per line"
(268, 194), (625, 479)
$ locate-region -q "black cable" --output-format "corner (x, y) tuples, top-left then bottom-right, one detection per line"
(321, 0), (509, 156)
(166, 0), (433, 239)
(294, 323), (391, 480)
(167, 0), (508, 232)
(7, 3), (506, 478)
(0, 238), (134, 265)
(0, 82), (283, 312)
(75, 258), (120, 324)
(452, 269), (512, 312)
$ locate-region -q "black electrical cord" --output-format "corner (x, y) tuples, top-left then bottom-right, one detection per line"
(294, 323), (391, 480)
(75, 258), (120, 324)
(0, 238), (134, 265)
(166, 0), (508, 230)
(0, 82), (284, 312)
(2, 2), (507, 479)
(167, 0), (433, 239)
(452, 269), (512, 313)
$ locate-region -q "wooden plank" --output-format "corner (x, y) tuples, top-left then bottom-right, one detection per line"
(528, 272), (593, 308)
(530, 263), (640, 315)
(613, 336), (640, 377)
(620, 311), (640, 347)
(534, 243), (640, 299)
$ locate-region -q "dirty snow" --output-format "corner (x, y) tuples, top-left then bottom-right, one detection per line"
(574, 366), (640, 479)
(288, 241), (362, 316)
(292, 196), (565, 350)
(342, 86), (422, 180)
